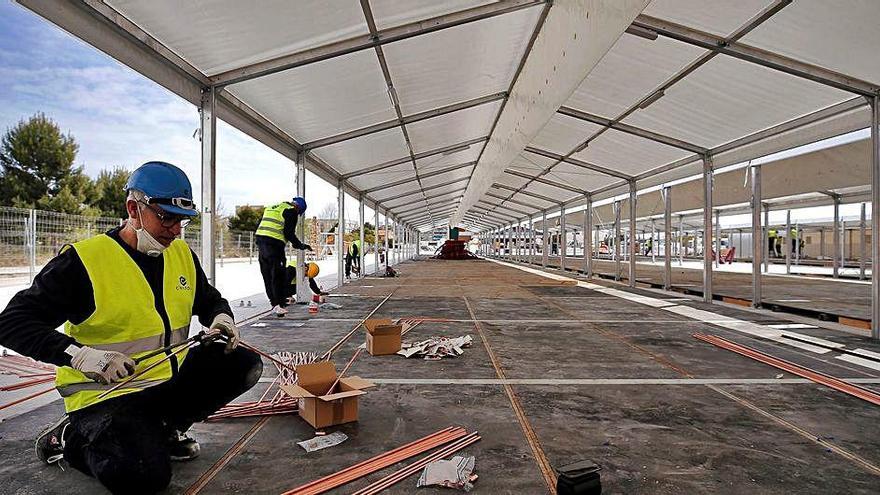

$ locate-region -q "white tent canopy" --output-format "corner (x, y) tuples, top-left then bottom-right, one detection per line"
(15, 0), (880, 335)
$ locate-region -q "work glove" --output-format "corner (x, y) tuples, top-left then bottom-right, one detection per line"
(303, 244), (313, 252)
(70, 346), (136, 385)
(210, 313), (239, 353)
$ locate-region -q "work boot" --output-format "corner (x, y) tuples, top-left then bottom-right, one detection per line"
(273, 305), (287, 317)
(169, 430), (200, 461)
(35, 415), (70, 465)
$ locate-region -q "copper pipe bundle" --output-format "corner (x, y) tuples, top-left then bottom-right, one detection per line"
(694, 333), (880, 406)
(282, 427), (468, 495)
(208, 351), (316, 420)
(0, 355), (54, 375)
(0, 355), (58, 411)
(0, 375), (55, 391)
(352, 431), (481, 495)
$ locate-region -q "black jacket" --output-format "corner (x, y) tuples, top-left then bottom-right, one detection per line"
(0, 227), (232, 367)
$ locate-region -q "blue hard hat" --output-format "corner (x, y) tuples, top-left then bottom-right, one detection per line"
(125, 161), (197, 217)
(292, 197), (307, 214)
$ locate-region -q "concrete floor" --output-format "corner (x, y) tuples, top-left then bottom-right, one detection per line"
(3, 257), (880, 493)
(519, 254), (873, 325)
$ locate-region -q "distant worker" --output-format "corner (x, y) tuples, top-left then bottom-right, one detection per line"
(644, 237), (654, 256)
(284, 260), (327, 302)
(345, 237), (361, 279)
(0, 162), (262, 494)
(255, 197), (312, 317)
(768, 228), (779, 258)
(790, 227), (799, 256)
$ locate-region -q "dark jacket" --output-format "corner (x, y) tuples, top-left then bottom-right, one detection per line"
(0, 227), (231, 367)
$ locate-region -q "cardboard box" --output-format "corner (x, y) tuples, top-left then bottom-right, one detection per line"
(364, 318), (402, 356)
(281, 361), (374, 429)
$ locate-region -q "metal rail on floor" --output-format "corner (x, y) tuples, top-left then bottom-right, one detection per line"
(694, 333), (880, 406)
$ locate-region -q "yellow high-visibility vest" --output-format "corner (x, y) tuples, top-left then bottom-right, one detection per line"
(349, 238), (361, 256)
(55, 235), (196, 413)
(256, 202), (293, 241)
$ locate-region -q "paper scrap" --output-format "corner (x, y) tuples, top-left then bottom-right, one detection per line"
(251, 322), (268, 328)
(417, 455), (476, 491)
(297, 431), (348, 452)
(398, 336), (473, 360)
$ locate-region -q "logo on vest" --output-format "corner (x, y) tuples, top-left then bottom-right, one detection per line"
(177, 275), (193, 291)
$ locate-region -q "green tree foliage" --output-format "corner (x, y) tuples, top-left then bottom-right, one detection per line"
(0, 114), (139, 218)
(229, 205), (264, 232)
(344, 222), (375, 245)
(0, 113), (82, 209)
(92, 167), (131, 219)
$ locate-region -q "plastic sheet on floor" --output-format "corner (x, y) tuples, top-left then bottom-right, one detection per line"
(417, 454), (476, 491)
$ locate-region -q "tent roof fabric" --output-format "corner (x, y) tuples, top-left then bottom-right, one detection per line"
(19, 0), (880, 232)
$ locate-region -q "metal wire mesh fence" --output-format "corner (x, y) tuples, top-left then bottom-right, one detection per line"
(0, 206), (123, 280)
(0, 207), (388, 282)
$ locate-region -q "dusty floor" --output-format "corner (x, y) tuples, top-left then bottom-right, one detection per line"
(528, 254), (873, 325)
(2, 257), (880, 494)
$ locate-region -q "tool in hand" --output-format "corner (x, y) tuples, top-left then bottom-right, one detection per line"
(96, 331), (222, 399)
(133, 330), (209, 364)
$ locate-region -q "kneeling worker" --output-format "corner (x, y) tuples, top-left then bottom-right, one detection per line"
(0, 162), (263, 494)
(284, 260), (328, 302)
(254, 197), (312, 317)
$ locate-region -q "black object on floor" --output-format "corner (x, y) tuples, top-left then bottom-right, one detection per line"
(556, 460), (601, 495)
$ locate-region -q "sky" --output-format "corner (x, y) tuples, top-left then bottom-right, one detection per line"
(0, 1), (364, 220)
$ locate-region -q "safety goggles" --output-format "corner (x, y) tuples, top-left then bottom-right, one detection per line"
(138, 200), (192, 228)
(143, 195), (196, 211)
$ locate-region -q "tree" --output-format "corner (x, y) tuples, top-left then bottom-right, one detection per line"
(92, 167), (131, 218)
(0, 113), (80, 208)
(318, 202), (337, 222)
(229, 205), (264, 232)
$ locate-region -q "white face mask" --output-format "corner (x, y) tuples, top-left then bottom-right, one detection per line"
(134, 203), (168, 257)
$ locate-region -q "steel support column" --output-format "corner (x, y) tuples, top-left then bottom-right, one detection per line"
(384, 210), (389, 268)
(337, 181), (345, 287)
(714, 210), (721, 269)
(785, 210), (791, 274)
(295, 151), (309, 303)
(614, 201), (622, 281)
(750, 165), (762, 308)
(860, 202), (867, 281)
(663, 186), (672, 290)
(763, 205), (770, 273)
(833, 196), (840, 278)
(359, 197), (365, 278)
(651, 222), (656, 263)
(528, 216), (534, 264)
(541, 211), (548, 268)
(871, 95), (879, 338)
(585, 199), (593, 277)
(702, 155), (713, 303)
(199, 88), (216, 284)
(628, 181), (637, 287)
(560, 205), (567, 271)
(678, 215), (684, 266)
(374, 208), (380, 273)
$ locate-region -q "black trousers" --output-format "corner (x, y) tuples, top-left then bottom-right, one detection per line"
(256, 235), (287, 307)
(63, 343), (263, 495)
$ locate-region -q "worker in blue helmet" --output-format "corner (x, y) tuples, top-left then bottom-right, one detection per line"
(0, 162), (263, 494)
(255, 196), (312, 317)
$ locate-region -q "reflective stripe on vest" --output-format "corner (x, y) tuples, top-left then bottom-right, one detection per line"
(256, 202), (293, 241)
(55, 235), (197, 413)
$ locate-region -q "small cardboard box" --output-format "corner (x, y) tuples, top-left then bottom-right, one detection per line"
(364, 318), (402, 356)
(281, 361), (374, 429)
